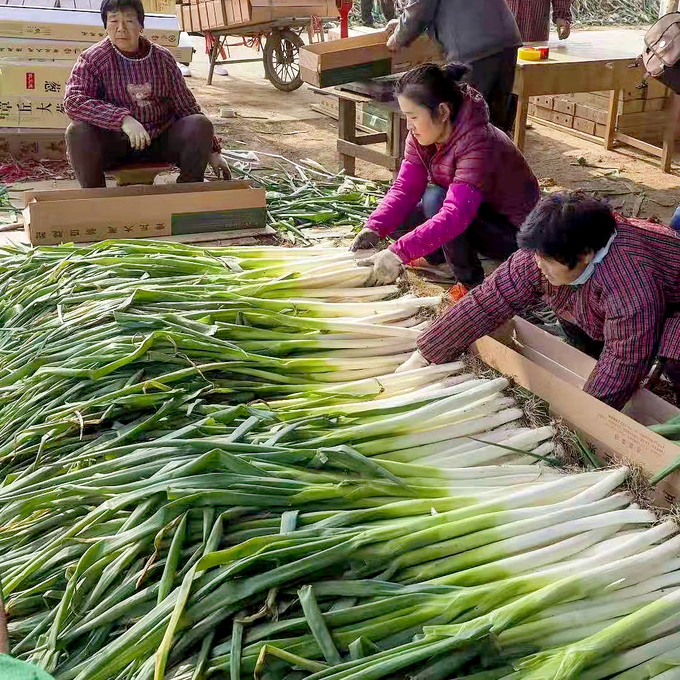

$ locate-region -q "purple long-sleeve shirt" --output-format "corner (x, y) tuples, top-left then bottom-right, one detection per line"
(64, 37), (219, 151)
(366, 87), (539, 263)
(418, 217), (680, 411)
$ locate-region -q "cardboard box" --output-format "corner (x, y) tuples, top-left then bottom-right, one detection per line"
(0, 95), (69, 128)
(0, 7), (179, 46)
(0, 129), (66, 160)
(474, 317), (680, 502)
(552, 98), (575, 116)
(23, 181), (268, 246)
(0, 37), (193, 64)
(573, 117), (596, 136)
(0, 61), (74, 97)
(552, 111), (574, 128)
(300, 33), (443, 88)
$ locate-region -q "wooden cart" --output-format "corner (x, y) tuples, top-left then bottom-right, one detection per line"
(202, 12), (339, 91)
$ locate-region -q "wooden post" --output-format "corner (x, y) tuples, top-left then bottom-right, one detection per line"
(337, 97), (357, 176)
(661, 92), (680, 173)
(603, 88), (620, 151)
(660, 0), (679, 16)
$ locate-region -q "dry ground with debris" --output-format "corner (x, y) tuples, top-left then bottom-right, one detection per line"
(7, 29), (680, 226)
(189, 32), (680, 224)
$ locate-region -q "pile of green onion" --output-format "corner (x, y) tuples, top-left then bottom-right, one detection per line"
(0, 241), (677, 680)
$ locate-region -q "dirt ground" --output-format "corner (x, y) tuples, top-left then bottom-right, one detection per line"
(6, 28), (680, 226)
(184, 31), (680, 225)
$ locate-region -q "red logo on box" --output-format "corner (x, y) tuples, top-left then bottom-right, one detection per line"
(26, 73), (35, 90)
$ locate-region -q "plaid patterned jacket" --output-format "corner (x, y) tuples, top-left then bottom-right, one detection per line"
(418, 218), (680, 410)
(507, 0), (572, 42)
(64, 37), (219, 150)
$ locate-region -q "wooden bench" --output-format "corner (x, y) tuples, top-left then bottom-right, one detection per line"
(106, 163), (174, 187)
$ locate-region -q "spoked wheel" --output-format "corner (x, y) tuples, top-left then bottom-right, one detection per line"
(263, 29), (304, 92)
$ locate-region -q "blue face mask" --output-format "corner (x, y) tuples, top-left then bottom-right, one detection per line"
(569, 231), (617, 286)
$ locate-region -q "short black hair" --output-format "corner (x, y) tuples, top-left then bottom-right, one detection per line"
(101, 0), (145, 27)
(395, 62), (471, 122)
(517, 193), (617, 269)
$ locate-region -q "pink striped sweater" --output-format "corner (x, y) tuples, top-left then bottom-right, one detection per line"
(64, 37), (219, 151)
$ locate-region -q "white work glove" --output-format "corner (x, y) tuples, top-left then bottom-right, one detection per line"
(209, 152), (232, 180)
(350, 227), (380, 252)
(357, 249), (403, 286)
(556, 18), (571, 39)
(384, 18), (399, 38)
(385, 19), (400, 51)
(396, 350), (430, 373)
(121, 115), (151, 151)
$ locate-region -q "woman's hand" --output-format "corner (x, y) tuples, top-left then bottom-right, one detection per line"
(357, 249), (403, 285)
(209, 152), (232, 180)
(350, 227), (380, 251)
(395, 350), (430, 373)
(556, 18), (571, 39)
(121, 116), (151, 150)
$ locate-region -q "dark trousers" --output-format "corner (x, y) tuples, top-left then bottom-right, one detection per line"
(361, 0), (395, 24)
(65, 114), (214, 188)
(397, 184), (518, 288)
(466, 47), (518, 134)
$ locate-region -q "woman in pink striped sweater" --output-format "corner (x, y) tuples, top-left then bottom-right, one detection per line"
(64, 0), (230, 187)
(352, 63), (540, 299)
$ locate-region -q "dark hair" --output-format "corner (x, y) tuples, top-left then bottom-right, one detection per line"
(517, 192), (617, 269)
(395, 62), (471, 121)
(101, 0), (145, 27)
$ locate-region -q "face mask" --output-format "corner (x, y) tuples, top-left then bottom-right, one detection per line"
(569, 231), (617, 286)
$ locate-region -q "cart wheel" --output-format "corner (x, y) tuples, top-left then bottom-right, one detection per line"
(263, 29), (304, 92)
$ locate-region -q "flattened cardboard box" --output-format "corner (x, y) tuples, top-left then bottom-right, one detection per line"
(473, 317), (680, 502)
(23, 181), (267, 246)
(300, 33), (443, 88)
(0, 7), (179, 46)
(0, 37), (194, 64)
(0, 95), (68, 128)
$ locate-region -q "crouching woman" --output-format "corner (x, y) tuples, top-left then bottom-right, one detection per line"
(352, 63), (539, 299)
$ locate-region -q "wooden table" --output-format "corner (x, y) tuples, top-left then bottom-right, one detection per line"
(310, 86), (407, 178)
(513, 29), (680, 173)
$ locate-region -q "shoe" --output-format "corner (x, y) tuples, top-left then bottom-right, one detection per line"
(447, 283), (468, 303)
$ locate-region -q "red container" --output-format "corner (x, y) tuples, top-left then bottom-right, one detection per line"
(538, 46), (550, 59)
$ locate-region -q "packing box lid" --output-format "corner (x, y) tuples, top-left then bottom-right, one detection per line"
(23, 181), (267, 246)
(0, 7), (179, 46)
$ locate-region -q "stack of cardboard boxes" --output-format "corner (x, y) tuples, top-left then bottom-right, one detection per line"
(528, 79), (673, 145)
(176, 0), (339, 33)
(0, 5), (184, 158)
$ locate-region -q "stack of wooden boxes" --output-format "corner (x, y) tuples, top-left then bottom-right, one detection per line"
(528, 78), (672, 144)
(0, 5), (184, 159)
(176, 0), (339, 33)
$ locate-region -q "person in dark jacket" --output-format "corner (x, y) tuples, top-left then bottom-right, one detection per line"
(385, 0), (522, 132)
(351, 63), (539, 299)
(397, 193), (680, 411)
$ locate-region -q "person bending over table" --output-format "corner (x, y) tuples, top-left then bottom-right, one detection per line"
(397, 193), (680, 410)
(351, 63), (539, 301)
(384, 0), (523, 132)
(64, 0), (230, 188)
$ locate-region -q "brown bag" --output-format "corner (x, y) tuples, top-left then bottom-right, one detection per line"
(641, 12), (680, 93)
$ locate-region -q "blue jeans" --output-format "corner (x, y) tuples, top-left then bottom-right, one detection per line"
(671, 206), (680, 233)
(396, 185), (518, 288)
